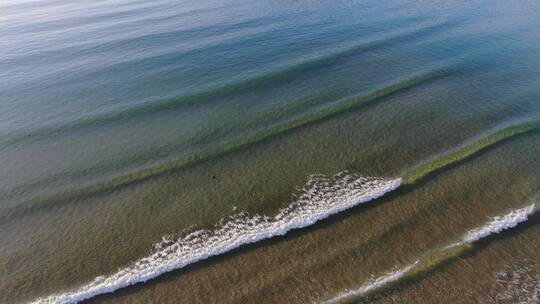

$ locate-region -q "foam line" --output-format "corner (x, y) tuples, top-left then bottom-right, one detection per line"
(323, 203), (536, 303)
(461, 204), (535, 243)
(321, 261), (420, 304)
(32, 173), (401, 304)
(27, 129), (540, 303)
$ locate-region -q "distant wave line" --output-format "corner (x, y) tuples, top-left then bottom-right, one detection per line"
(0, 19), (455, 147)
(4, 112), (539, 225)
(403, 120), (540, 184)
(0, 69), (442, 223)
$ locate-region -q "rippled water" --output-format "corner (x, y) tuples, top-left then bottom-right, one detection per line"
(1, 0), (539, 303)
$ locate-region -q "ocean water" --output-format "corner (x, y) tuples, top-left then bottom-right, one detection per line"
(1, 0), (539, 303)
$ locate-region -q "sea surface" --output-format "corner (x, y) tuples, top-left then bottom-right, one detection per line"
(1, 0), (540, 303)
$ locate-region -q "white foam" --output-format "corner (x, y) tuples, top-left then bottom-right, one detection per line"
(461, 204), (535, 244)
(33, 173), (401, 304)
(490, 259), (540, 303)
(321, 261), (419, 304)
(322, 203), (536, 303)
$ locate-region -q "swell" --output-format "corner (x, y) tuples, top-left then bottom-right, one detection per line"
(233, 120), (540, 300)
(403, 121), (540, 185)
(0, 89), (343, 202)
(0, 19), (455, 146)
(25, 122), (540, 302)
(0, 70), (441, 223)
(31, 173), (402, 304)
(322, 202), (538, 304)
(4, 112), (539, 225)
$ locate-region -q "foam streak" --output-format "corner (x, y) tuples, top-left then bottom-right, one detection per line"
(321, 261), (419, 304)
(462, 204), (535, 244)
(323, 203), (536, 303)
(32, 174), (401, 304)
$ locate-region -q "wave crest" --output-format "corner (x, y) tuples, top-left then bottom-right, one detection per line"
(33, 173), (401, 304)
(462, 204), (535, 244)
(324, 203), (536, 303)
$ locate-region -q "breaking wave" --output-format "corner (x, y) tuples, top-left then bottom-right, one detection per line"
(32, 173), (401, 304)
(461, 204), (535, 244)
(323, 203), (536, 303)
(322, 261), (420, 304)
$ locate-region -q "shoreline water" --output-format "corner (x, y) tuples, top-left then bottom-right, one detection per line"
(2, 1), (540, 303)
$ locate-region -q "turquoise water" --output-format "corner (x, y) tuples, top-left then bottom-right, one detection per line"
(1, 0), (539, 303)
